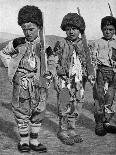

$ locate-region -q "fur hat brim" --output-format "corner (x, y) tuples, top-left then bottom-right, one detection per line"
(61, 13), (85, 34)
(18, 5), (43, 28)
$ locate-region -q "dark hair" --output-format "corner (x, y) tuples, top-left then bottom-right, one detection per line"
(61, 13), (85, 34)
(101, 16), (116, 30)
(18, 5), (43, 28)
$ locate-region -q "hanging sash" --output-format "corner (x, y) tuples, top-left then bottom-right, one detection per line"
(69, 49), (82, 83)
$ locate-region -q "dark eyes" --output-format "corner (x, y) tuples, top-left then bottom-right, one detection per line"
(103, 28), (114, 31)
(66, 27), (77, 31)
(23, 28), (34, 31)
(72, 27), (77, 30)
(29, 28), (34, 31)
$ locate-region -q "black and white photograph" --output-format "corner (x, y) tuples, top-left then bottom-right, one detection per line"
(0, 0), (116, 154)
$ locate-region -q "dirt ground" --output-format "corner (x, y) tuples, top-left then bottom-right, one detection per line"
(0, 67), (116, 155)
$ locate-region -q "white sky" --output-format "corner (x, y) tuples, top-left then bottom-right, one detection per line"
(0, 0), (116, 40)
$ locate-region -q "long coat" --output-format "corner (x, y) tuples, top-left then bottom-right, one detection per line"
(0, 37), (47, 88)
(53, 38), (89, 77)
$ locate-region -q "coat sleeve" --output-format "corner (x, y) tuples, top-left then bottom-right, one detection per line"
(0, 41), (14, 67)
(88, 41), (98, 67)
(47, 41), (61, 76)
(53, 41), (66, 76)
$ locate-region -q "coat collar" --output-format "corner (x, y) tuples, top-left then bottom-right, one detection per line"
(25, 37), (40, 46)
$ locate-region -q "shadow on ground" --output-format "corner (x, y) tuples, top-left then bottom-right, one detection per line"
(0, 94), (98, 147)
(0, 118), (18, 142)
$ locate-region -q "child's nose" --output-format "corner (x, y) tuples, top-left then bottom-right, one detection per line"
(70, 29), (74, 34)
(106, 29), (110, 33)
(26, 30), (31, 35)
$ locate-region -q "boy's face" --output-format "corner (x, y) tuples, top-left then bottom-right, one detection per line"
(65, 26), (80, 42)
(102, 25), (115, 40)
(21, 22), (40, 42)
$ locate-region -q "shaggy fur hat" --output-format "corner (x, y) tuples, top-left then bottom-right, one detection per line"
(61, 13), (85, 34)
(18, 5), (43, 28)
(101, 16), (116, 30)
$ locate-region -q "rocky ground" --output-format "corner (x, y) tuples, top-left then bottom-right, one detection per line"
(0, 67), (116, 155)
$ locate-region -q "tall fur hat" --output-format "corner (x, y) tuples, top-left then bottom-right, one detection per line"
(101, 16), (116, 30)
(61, 13), (85, 34)
(18, 5), (43, 28)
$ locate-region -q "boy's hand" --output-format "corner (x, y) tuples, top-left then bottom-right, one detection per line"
(47, 55), (57, 76)
(47, 55), (56, 65)
(88, 75), (95, 86)
(43, 71), (52, 79)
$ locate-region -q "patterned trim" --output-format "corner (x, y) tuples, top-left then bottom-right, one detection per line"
(30, 132), (38, 139)
(20, 133), (29, 137)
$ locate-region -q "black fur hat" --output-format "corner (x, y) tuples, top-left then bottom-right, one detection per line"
(18, 5), (43, 28)
(101, 16), (116, 30)
(61, 13), (85, 34)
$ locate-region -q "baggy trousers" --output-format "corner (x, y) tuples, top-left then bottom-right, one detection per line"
(12, 71), (47, 135)
(93, 65), (116, 123)
(55, 75), (84, 131)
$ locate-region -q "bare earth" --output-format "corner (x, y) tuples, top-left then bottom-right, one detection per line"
(0, 67), (116, 155)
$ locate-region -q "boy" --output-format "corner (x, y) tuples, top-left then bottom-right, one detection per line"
(0, 5), (47, 153)
(48, 13), (94, 145)
(91, 16), (116, 136)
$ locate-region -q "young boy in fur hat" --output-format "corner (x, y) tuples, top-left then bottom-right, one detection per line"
(47, 13), (94, 145)
(0, 5), (47, 153)
(90, 16), (116, 136)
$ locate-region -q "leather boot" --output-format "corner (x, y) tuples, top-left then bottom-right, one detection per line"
(103, 122), (116, 134)
(103, 108), (116, 134)
(94, 113), (107, 136)
(18, 143), (30, 153)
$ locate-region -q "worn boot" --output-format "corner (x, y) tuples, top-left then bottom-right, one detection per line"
(94, 113), (107, 136)
(67, 116), (83, 143)
(57, 129), (75, 145)
(103, 111), (116, 133)
(30, 123), (47, 152)
(57, 116), (75, 145)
